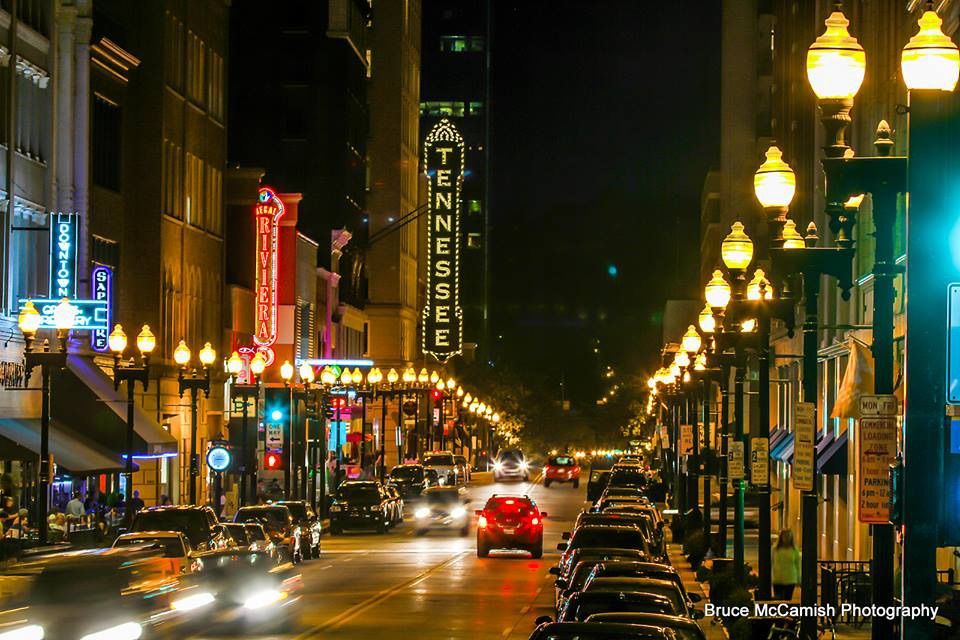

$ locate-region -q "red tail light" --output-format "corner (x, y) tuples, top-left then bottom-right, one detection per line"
(478, 515), (488, 528)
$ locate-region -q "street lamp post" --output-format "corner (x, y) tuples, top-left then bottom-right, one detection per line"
(18, 299), (75, 544)
(107, 322), (155, 510)
(228, 351), (264, 506)
(174, 340), (216, 506)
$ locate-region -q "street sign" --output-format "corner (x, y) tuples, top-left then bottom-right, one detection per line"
(265, 423), (283, 450)
(680, 425), (693, 455)
(750, 436), (769, 486)
(858, 415), (898, 523)
(860, 394), (899, 416)
(728, 440), (744, 480)
(90, 265), (112, 351)
(793, 402), (815, 491)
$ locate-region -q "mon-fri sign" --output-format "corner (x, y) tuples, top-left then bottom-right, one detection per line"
(858, 394), (898, 523)
(793, 402), (815, 491)
(680, 425), (693, 455)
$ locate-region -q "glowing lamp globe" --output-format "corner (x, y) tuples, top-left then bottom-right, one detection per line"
(782, 220), (806, 249)
(747, 268), (774, 301)
(198, 342), (216, 367)
(351, 368), (363, 384)
(429, 370), (440, 384)
(681, 325), (702, 356)
(250, 353), (267, 377)
(694, 352), (707, 371)
(18, 300), (41, 336)
(136, 325), (156, 355)
(367, 367), (383, 385)
(704, 270), (732, 310)
(902, 9), (960, 91)
(53, 298), (77, 331)
(464, 392), (473, 405)
(674, 350), (690, 369)
(108, 324), (128, 354)
(721, 222), (754, 271)
(492, 413), (500, 423)
(403, 367), (416, 383)
(320, 366), (336, 385)
(418, 368), (429, 384)
(387, 368), (400, 384)
(806, 11), (866, 100)
(299, 362), (315, 383)
(754, 146), (796, 209)
(173, 340), (191, 366)
(280, 361), (294, 381)
(698, 303), (716, 334)
(227, 351), (243, 376)
(436, 378), (446, 391)
(741, 318), (758, 333)
(456, 385), (464, 397)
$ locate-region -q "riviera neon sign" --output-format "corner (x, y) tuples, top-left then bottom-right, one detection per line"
(422, 119), (464, 362)
(253, 187), (285, 365)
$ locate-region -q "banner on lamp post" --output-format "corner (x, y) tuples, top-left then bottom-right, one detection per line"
(728, 440), (744, 480)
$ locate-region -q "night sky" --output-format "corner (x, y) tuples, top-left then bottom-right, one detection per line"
(489, 1), (721, 404)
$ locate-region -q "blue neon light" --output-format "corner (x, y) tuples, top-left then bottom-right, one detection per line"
(300, 358), (375, 367)
(18, 298), (109, 331)
(121, 452), (179, 460)
(271, 409), (283, 421)
(90, 265), (113, 351)
(49, 213), (78, 299)
(206, 446), (232, 472)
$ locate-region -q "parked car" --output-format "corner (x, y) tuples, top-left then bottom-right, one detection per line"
(549, 547), (649, 606)
(583, 613), (707, 640)
(112, 531), (200, 575)
(454, 454), (471, 483)
(423, 451), (460, 485)
(493, 449), (530, 482)
(414, 486), (470, 536)
(582, 577), (689, 617)
(583, 561), (700, 612)
(476, 494), (546, 558)
(606, 467), (649, 490)
(586, 469), (611, 502)
(383, 484), (405, 525)
(389, 463), (428, 497)
(329, 480), (393, 534)
(567, 512), (659, 559)
(555, 590), (681, 622)
(424, 467), (441, 488)
(130, 505), (228, 552)
(233, 505), (302, 562)
(557, 525), (650, 575)
(544, 455), (581, 488)
(528, 622), (674, 640)
(277, 500), (322, 559)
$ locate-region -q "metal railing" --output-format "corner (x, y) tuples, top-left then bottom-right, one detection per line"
(818, 560), (871, 626)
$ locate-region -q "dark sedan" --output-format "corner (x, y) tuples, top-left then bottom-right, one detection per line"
(529, 622), (675, 640)
(389, 464), (428, 498)
(277, 500), (322, 559)
(584, 613), (707, 640)
(233, 505), (302, 563)
(329, 481), (393, 534)
(555, 590), (681, 622)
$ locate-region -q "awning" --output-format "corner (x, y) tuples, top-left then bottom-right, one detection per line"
(817, 430), (849, 475)
(769, 426), (787, 450)
(815, 431), (835, 458)
(0, 418), (128, 474)
(50, 356), (177, 457)
(770, 431), (794, 462)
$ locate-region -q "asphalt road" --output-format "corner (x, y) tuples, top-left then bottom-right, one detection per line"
(237, 469), (586, 639)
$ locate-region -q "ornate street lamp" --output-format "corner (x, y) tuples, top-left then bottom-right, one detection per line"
(754, 146), (797, 244)
(174, 339), (216, 505)
(901, 6), (960, 92)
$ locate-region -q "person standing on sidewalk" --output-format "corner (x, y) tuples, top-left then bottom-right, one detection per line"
(772, 529), (801, 600)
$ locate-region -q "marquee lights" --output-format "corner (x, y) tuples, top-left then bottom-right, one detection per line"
(253, 187), (285, 366)
(422, 119), (464, 362)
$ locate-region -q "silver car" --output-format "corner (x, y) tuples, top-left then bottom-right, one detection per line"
(413, 487), (470, 536)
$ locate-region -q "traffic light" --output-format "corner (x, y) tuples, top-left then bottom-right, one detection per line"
(432, 389), (443, 407)
(263, 387), (288, 423)
(264, 451), (283, 470)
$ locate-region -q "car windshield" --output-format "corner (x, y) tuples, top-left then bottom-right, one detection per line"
(337, 484), (381, 503)
(498, 450), (523, 462)
(573, 595), (677, 620)
(280, 502), (309, 519)
(423, 454), (455, 466)
(608, 470), (647, 487)
(570, 528), (643, 551)
(114, 536), (185, 557)
(220, 525), (248, 544)
(132, 510), (209, 546)
(568, 561), (602, 592)
(391, 466), (424, 481)
(245, 525), (267, 541)
(550, 456), (576, 466)
(586, 580), (684, 612)
(427, 491), (460, 505)
(235, 507), (289, 525)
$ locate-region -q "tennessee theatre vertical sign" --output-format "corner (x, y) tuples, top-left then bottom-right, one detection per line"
(422, 119), (464, 362)
(254, 187), (285, 365)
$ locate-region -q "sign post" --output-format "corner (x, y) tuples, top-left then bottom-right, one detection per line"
(793, 402), (815, 492)
(858, 395), (898, 524)
(680, 425), (693, 456)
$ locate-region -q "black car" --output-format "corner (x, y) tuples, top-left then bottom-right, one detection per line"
(556, 590), (680, 622)
(528, 622), (674, 640)
(130, 505), (228, 552)
(329, 481), (393, 534)
(233, 505), (302, 562)
(389, 464), (428, 497)
(584, 562), (700, 611)
(606, 467), (648, 490)
(586, 470), (611, 502)
(583, 613), (707, 640)
(582, 577), (688, 617)
(277, 500), (322, 559)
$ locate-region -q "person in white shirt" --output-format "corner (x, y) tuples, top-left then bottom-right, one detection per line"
(65, 492), (85, 518)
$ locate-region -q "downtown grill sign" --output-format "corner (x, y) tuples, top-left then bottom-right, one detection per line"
(422, 119), (464, 362)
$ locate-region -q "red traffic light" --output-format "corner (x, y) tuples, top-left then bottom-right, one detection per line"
(431, 390), (443, 400)
(264, 452), (283, 470)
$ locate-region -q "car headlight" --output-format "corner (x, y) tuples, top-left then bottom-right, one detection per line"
(415, 507), (430, 519)
(493, 462), (503, 471)
(79, 622), (142, 640)
(451, 507), (466, 518)
(172, 591), (216, 612)
(520, 461), (529, 471)
(243, 589), (287, 610)
(0, 625), (44, 640)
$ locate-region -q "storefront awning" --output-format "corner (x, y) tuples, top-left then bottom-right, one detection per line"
(50, 356), (177, 457)
(770, 431), (794, 462)
(0, 418), (128, 474)
(769, 426), (787, 450)
(817, 430), (849, 475)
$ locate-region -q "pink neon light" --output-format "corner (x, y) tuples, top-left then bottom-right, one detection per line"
(253, 187), (285, 366)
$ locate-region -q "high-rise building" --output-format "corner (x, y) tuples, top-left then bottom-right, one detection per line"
(420, 0), (490, 359)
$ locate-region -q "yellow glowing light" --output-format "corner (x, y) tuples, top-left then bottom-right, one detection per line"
(429, 370), (440, 384)
(456, 385), (464, 397)
(674, 350), (690, 369)
(198, 342), (216, 367)
(464, 392), (473, 404)
(300, 362), (315, 383)
(647, 377), (656, 389)
(319, 365), (336, 385)
(387, 368), (399, 384)
(705, 270), (732, 310)
(351, 368), (363, 384)
(806, 11), (865, 100)
(782, 219), (806, 249)
(669, 363), (680, 381)
(173, 340), (191, 366)
(403, 367), (417, 383)
(53, 298), (77, 332)
(754, 146), (796, 209)
(136, 325), (156, 355)
(681, 325), (702, 355)
(250, 353), (267, 377)
(902, 9), (960, 91)
(746, 268), (774, 301)
(228, 351), (243, 376)
(367, 367), (383, 385)
(741, 318), (758, 333)
(418, 368), (429, 384)
(436, 378), (446, 391)
(698, 303), (716, 334)
(280, 360), (294, 381)
(845, 194), (865, 210)
(694, 352), (707, 371)
(108, 324), (127, 354)
(18, 300), (41, 336)
(721, 222), (754, 271)
(340, 368), (352, 385)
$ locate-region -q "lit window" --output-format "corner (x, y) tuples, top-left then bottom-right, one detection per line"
(440, 35), (484, 53)
(420, 101), (465, 117)
(469, 101), (484, 116)
(468, 200), (482, 215)
(467, 233), (481, 249)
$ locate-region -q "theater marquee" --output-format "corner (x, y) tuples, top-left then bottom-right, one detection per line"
(422, 119), (464, 362)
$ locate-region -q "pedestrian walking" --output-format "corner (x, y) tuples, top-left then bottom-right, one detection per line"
(129, 490), (145, 513)
(772, 529), (801, 601)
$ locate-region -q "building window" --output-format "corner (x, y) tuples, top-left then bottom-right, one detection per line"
(165, 12), (184, 91)
(467, 232), (481, 249)
(468, 101), (484, 116)
(439, 35), (483, 52)
(186, 31), (206, 105)
(92, 95), (121, 190)
(420, 101), (465, 118)
(295, 299), (315, 360)
(207, 50), (224, 120)
(91, 235), (119, 267)
(162, 139), (183, 219)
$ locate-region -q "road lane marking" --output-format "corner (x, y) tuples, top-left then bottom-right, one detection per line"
(501, 580), (547, 639)
(295, 549), (470, 636)
(320, 564), (333, 570)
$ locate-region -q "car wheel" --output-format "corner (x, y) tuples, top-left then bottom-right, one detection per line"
(529, 545), (543, 559)
(573, 479), (580, 489)
(477, 536), (490, 558)
(460, 525), (469, 537)
(544, 479), (552, 488)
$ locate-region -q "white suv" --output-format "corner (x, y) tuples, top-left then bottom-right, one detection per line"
(423, 451), (459, 486)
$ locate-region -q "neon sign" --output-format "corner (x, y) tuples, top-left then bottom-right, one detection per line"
(253, 187), (285, 365)
(90, 265), (113, 351)
(49, 213), (78, 299)
(18, 299), (108, 330)
(422, 119), (464, 362)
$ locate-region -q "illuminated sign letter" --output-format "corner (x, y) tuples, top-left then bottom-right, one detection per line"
(49, 213), (78, 299)
(422, 119), (464, 362)
(90, 265), (113, 351)
(253, 187), (286, 365)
